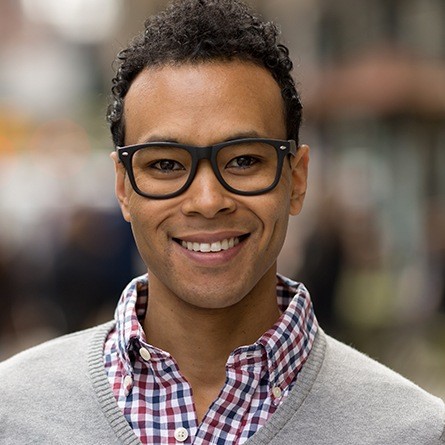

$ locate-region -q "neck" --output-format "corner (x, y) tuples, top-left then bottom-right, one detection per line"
(142, 269), (281, 420)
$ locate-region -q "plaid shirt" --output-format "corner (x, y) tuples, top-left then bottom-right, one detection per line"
(104, 274), (318, 444)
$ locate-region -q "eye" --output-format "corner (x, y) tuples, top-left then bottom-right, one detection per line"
(226, 155), (259, 169)
(150, 159), (185, 172)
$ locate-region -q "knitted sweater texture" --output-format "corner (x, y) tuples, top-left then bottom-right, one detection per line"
(0, 322), (444, 444)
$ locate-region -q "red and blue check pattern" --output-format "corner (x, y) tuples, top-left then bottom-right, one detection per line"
(104, 274), (318, 444)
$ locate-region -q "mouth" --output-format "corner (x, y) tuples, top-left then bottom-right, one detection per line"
(173, 234), (250, 253)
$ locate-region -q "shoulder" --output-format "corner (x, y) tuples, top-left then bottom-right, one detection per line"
(323, 334), (443, 402)
(0, 322), (113, 374)
(307, 332), (445, 443)
(0, 322), (114, 397)
(0, 322), (127, 444)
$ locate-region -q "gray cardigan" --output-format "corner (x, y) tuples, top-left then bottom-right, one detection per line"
(0, 322), (444, 444)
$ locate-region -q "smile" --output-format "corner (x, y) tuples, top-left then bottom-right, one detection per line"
(176, 235), (249, 253)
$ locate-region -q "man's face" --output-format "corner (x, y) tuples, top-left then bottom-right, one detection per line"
(113, 61), (308, 310)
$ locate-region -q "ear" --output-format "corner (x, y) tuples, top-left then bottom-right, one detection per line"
(289, 144), (309, 216)
(110, 151), (131, 222)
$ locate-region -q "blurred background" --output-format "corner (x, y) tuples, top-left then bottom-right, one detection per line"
(0, 0), (444, 398)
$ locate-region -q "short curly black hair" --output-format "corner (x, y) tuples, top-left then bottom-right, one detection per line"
(107, 0), (302, 147)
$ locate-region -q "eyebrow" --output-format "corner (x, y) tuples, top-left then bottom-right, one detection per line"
(141, 134), (179, 144)
(223, 131), (262, 142)
(140, 130), (263, 146)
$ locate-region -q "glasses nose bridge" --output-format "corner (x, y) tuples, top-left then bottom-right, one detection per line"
(191, 144), (220, 181)
(194, 144), (216, 162)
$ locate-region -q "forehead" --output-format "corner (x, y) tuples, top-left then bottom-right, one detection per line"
(123, 60), (286, 145)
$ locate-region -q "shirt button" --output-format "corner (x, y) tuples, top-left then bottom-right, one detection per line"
(174, 427), (189, 442)
(139, 347), (151, 361)
(272, 386), (282, 399)
(123, 375), (133, 396)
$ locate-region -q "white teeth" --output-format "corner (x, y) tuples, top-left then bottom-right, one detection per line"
(210, 241), (221, 252)
(180, 237), (241, 253)
(201, 243), (211, 252)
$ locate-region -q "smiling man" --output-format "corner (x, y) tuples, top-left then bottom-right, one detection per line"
(1, 1), (444, 444)
(111, 59), (308, 429)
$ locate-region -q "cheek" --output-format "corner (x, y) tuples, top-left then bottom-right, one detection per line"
(268, 177), (292, 220)
(126, 197), (161, 252)
(126, 195), (178, 263)
(267, 185), (292, 244)
(257, 189), (291, 247)
(271, 201), (290, 244)
(128, 216), (154, 264)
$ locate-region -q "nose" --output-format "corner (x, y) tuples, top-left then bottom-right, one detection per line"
(180, 161), (237, 218)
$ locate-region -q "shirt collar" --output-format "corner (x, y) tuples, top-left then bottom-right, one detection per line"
(114, 273), (318, 388)
(114, 274), (149, 378)
(260, 274), (318, 388)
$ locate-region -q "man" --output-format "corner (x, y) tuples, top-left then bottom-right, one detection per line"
(1, 1), (444, 444)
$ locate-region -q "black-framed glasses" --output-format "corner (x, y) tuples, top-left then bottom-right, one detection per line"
(117, 138), (297, 199)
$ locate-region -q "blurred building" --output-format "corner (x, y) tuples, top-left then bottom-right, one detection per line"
(266, 0), (445, 327)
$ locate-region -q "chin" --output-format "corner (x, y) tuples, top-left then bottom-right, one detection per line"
(178, 286), (247, 310)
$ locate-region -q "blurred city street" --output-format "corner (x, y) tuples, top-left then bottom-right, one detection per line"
(0, 0), (444, 399)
